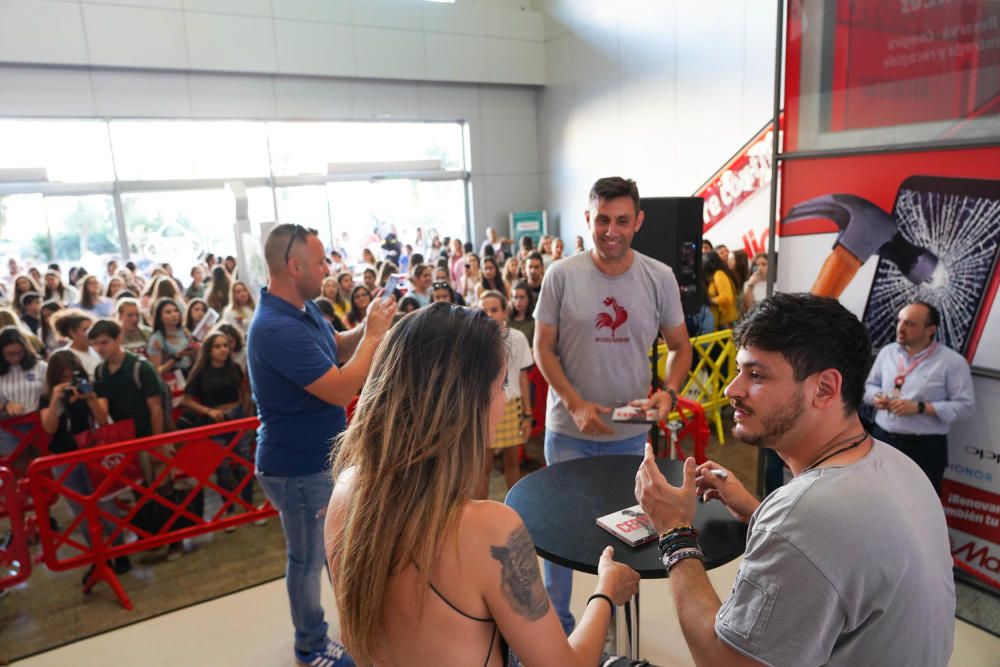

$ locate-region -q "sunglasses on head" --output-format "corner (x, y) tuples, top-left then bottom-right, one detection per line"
(284, 224), (318, 263)
(432, 281), (452, 291)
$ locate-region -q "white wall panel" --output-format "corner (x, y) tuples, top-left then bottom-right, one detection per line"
(188, 73), (276, 118)
(349, 80), (420, 120)
(185, 12), (277, 72)
(275, 20), (355, 77)
(92, 69), (193, 117)
(417, 82), (481, 121)
(487, 38), (544, 85)
(351, 0), (422, 31)
(81, 0), (182, 9)
(273, 76), (353, 119)
(0, 67), (95, 117)
(422, 2), (485, 36)
(480, 172), (542, 234)
(83, 4), (188, 69)
(538, 0), (777, 242)
(486, 6), (544, 41)
(0, 0), (89, 66)
(272, 0), (351, 23)
(182, 0), (269, 16)
(425, 33), (487, 83)
(353, 27), (426, 80)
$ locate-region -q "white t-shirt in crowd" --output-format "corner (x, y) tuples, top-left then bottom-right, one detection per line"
(64, 346), (102, 379)
(503, 327), (533, 401)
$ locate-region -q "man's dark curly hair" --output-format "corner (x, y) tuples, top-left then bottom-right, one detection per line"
(733, 292), (873, 415)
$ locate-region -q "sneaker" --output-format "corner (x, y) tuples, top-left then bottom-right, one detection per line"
(251, 517), (268, 527)
(113, 556), (132, 575)
(166, 542), (184, 561)
(294, 640), (355, 667)
(224, 523), (237, 533)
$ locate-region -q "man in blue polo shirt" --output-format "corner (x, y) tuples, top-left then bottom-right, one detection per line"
(248, 223), (395, 667)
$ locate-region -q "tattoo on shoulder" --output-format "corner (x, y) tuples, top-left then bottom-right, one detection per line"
(490, 525), (549, 621)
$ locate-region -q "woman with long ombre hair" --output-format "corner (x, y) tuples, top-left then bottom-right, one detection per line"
(325, 303), (638, 666)
(206, 266), (231, 315)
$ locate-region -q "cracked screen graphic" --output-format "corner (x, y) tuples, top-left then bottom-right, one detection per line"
(863, 176), (1000, 355)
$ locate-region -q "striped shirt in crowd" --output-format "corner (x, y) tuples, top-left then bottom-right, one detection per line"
(0, 361), (48, 416)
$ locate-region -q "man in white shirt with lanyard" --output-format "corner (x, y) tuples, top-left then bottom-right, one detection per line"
(863, 301), (974, 495)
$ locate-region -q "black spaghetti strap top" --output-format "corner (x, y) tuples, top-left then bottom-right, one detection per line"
(428, 580), (510, 667)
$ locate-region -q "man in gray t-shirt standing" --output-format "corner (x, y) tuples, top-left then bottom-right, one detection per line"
(534, 176), (692, 633)
(636, 293), (955, 666)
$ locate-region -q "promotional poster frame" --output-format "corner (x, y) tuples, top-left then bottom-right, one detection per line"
(769, 0), (1000, 596)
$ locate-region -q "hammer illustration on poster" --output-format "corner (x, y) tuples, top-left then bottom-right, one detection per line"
(781, 176), (1000, 361)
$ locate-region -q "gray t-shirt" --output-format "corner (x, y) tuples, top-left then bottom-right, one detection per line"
(715, 441), (955, 667)
(533, 250), (684, 441)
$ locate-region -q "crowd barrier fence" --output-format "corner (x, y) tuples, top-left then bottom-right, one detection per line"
(27, 416), (275, 610)
(660, 397), (711, 464)
(653, 329), (738, 443)
(1, 466), (31, 590)
(0, 413), (55, 522)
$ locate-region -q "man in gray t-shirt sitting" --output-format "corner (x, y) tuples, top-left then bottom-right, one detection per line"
(636, 293), (955, 666)
(534, 176), (693, 633)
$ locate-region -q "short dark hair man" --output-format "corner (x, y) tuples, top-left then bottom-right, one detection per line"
(636, 293), (955, 666)
(864, 301), (974, 495)
(89, 319), (164, 439)
(248, 223), (395, 667)
(534, 176), (693, 633)
(524, 251), (545, 298)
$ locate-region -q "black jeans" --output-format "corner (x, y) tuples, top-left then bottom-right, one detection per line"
(871, 424), (947, 497)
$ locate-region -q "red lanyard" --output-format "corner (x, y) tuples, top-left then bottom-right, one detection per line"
(894, 342), (938, 393)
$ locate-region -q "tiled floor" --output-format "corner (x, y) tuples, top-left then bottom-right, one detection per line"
(5, 424), (999, 665)
(12, 557), (1000, 667)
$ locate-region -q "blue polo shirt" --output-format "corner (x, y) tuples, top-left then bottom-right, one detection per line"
(247, 288), (345, 476)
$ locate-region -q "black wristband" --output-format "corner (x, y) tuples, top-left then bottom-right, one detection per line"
(665, 387), (678, 409)
(587, 593), (615, 614)
(918, 401), (926, 414)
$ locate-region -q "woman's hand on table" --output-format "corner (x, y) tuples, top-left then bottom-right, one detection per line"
(595, 545), (640, 606)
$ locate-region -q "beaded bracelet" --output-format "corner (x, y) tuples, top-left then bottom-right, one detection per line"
(662, 547), (704, 576)
(659, 525), (696, 539)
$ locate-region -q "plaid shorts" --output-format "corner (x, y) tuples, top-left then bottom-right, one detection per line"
(491, 397), (525, 450)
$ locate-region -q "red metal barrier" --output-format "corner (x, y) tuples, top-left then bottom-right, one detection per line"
(527, 367), (548, 440)
(0, 412), (51, 475)
(658, 396), (710, 464)
(0, 412), (54, 521)
(0, 466), (31, 590)
(27, 417), (276, 609)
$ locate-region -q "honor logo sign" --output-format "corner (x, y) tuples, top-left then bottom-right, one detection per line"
(965, 446), (1000, 464)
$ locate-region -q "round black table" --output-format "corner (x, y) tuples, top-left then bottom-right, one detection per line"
(506, 455), (747, 577)
(505, 455), (748, 659)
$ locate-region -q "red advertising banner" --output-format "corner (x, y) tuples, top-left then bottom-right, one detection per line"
(828, 2), (1000, 131)
(942, 479), (1000, 589)
(782, 0), (1000, 597)
(696, 116), (782, 234)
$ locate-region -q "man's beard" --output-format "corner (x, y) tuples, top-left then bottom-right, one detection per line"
(732, 386), (806, 448)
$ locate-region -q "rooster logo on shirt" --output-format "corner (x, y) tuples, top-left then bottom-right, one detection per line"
(595, 297), (628, 337)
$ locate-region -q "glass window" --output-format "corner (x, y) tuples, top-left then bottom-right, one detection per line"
(0, 194), (49, 266)
(268, 122), (465, 176)
(326, 179), (467, 264)
(0, 120), (114, 182)
(44, 195), (119, 273)
(275, 186), (334, 248)
(122, 190), (238, 276)
(110, 121), (270, 181)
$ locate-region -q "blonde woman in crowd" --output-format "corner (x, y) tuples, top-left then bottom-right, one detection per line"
(222, 280), (256, 336)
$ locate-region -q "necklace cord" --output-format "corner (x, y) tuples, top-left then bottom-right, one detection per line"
(802, 432), (870, 474)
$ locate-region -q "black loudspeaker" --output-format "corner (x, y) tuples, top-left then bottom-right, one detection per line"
(632, 197), (704, 317)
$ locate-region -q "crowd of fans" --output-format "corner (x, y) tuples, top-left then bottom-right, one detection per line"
(0, 228), (581, 573)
